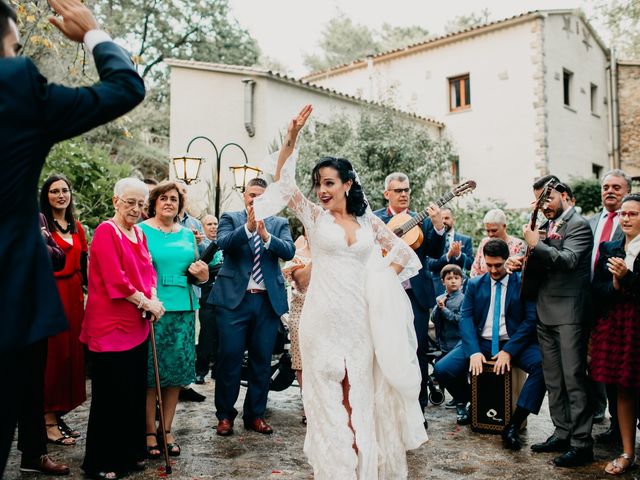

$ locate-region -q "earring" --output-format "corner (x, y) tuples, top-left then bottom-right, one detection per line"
(346, 189), (350, 197)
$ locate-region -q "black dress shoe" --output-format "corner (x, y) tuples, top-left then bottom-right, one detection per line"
(502, 423), (522, 451)
(553, 446), (594, 467)
(531, 435), (570, 453)
(596, 424), (622, 446)
(179, 387), (206, 402)
(456, 404), (470, 425)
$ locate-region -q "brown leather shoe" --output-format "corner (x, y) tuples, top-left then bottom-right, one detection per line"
(244, 418), (273, 434)
(20, 454), (70, 475)
(216, 419), (234, 436)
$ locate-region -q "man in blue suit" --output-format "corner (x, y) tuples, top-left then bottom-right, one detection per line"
(427, 207), (474, 297)
(434, 239), (546, 451)
(373, 172), (445, 412)
(210, 177), (295, 436)
(0, 0), (144, 475)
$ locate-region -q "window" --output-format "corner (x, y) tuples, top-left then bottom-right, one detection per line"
(592, 164), (603, 180)
(563, 69), (573, 107)
(450, 155), (460, 184)
(449, 74), (471, 111)
(590, 83), (598, 114)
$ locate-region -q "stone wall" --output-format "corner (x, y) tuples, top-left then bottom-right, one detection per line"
(618, 62), (640, 178)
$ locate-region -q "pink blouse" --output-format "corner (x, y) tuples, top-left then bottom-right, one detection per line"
(81, 221), (157, 352)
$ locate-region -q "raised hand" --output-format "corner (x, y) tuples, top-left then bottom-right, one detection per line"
(246, 206), (257, 232)
(48, 0), (99, 43)
(288, 104), (313, 139)
(256, 220), (270, 242)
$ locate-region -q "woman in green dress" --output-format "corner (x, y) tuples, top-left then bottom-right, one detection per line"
(140, 182), (208, 457)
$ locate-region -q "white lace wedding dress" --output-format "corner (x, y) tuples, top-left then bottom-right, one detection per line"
(255, 153), (428, 480)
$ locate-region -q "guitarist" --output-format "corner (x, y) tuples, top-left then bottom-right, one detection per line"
(508, 174), (595, 468)
(373, 172), (445, 414)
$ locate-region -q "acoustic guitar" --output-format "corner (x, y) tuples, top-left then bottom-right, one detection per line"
(520, 178), (557, 301)
(387, 180), (477, 250)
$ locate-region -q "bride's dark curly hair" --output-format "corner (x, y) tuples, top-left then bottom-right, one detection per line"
(311, 156), (368, 217)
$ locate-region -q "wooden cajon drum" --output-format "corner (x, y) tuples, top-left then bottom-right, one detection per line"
(470, 361), (527, 434)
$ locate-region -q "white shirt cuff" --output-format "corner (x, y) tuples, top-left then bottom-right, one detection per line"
(84, 30), (113, 54)
(264, 235), (272, 249)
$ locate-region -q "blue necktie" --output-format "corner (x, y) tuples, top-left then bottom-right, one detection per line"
(251, 232), (264, 284)
(491, 281), (502, 356)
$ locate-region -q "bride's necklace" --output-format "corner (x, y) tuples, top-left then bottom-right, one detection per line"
(53, 219), (71, 234)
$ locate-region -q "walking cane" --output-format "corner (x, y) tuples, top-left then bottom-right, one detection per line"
(148, 315), (172, 474)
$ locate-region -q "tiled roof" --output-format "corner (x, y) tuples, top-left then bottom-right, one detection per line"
(302, 9), (607, 81)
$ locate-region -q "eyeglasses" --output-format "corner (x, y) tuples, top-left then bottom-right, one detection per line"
(49, 188), (70, 195)
(390, 188), (411, 194)
(618, 210), (640, 219)
(118, 197), (146, 209)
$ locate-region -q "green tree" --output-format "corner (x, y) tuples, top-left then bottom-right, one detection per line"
(304, 13), (429, 72)
(444, 8), (492, 34)
(570, 177), (602, 216)
(40, 140), (133, 236)
(592, 0), (640, 59)
(285, 109), (454, 213)
(451, 198), (527, 246)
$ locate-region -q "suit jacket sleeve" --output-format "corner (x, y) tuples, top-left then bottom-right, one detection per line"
(462, 237), (474, 270)
(421, 219), (445, 259)
(460, 280), (481, 358)
(29, 41), (145, 144)
(502, 300), (537, 358)
(266, 219), (295, 261)
(216, 213), (250, 253)
(530, 218), (592, 271)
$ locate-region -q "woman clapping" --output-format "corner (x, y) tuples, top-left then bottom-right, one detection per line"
(591, 193), (640, 476)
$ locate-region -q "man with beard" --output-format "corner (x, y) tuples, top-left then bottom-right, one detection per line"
(509, 175), (594, 467)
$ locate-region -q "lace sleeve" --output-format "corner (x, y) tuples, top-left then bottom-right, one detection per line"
(369, 213), (421, 283)
(254, 149), (321, 230)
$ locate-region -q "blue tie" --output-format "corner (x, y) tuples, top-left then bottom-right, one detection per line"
(491, 281), (502, 356)
(251, 232), (264, 284)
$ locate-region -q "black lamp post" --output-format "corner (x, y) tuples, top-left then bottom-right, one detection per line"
(172, 136), (261, 218)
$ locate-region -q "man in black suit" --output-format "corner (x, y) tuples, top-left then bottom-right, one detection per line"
(0, 0), (144, 475)
(372, 172), (445, 413)
(589, 169), (631, 442)
(510, 175), (594, 468)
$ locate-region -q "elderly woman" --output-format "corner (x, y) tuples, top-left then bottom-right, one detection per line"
(140, 182), (208, 457)
(591, 193), (640, 476)
(470, 208), (526, 277)
(39, 174), (88, 444)
(80, 178), (164, 480)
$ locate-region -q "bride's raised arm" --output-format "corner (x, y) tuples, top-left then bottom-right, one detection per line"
(254, 105), (320, 228)
(274, 104), (312, 182)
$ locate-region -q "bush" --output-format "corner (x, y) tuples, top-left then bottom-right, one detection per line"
(569, 177), (601, 216)
(40, 140), (133, 237)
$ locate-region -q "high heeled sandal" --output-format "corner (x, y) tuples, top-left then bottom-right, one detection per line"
(158, 429), (181, 457)
(605, 453), (636, 475)
(145, 433), (161, 459)
(45, 424), (76, 445)
(57, 415), (81, 438)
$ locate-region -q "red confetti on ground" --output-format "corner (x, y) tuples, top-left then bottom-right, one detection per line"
(272, 470), (282, 474)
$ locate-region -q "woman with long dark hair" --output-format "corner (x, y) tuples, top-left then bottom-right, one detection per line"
(255, 105), (427, 479)
(39, 174), (88, 445)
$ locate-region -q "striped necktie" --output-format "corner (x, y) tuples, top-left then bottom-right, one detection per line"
(252, 232), (264, 284)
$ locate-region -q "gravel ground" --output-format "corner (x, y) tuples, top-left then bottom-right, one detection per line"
(4, 378), (636, 479)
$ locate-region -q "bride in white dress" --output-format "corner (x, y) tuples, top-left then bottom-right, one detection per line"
(255, 105), (428, 479)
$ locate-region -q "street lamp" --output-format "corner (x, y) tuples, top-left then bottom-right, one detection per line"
(172, 135), (262, 218)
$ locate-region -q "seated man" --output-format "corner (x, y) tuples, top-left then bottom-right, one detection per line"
(433, 239), (546, 450)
